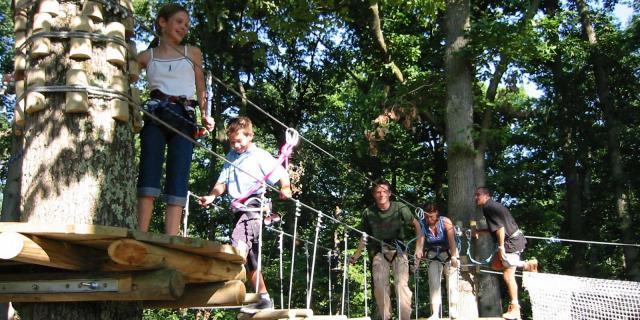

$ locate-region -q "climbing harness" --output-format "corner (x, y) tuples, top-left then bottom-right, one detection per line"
(230, 127), (299, 211)
(143, 94), (200, 138)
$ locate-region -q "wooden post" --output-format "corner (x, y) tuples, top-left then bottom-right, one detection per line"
(0, 231), (105, 270)
(107, 239), (244, 282)
(144, 280), (245, 308)
(0, 269), (184, 302)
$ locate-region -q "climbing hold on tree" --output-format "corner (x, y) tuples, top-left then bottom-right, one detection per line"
(27, 68), (46, 88)
(81, 1), (103, 23)
(14, 55), (26, 72)
(65, 69), (89, 113)
(70, 15), (92, 32)
(106, 22), (126, 67)
(131, 87), (143, 133)
(33, 13), (52, 33)
(31, 38), (51, 58)
(14, 14), (27, 32)
(127, 41), (139, 81)
(111, 99), (129, 122)
(14, 80), (25, 126)
(38, 0), (60, 17)
(69, 38), (92, 60)
(26, 92), (46, 114)
(14, 31), (26, 49)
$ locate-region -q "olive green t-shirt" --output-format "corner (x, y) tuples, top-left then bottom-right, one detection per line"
(362, 201), (414, 253)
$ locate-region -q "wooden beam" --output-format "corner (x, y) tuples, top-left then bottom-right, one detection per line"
(107, 239), (244, 282)
(0, 269), (184, 302)
(0, 231), (106, 270)
(0, 222), (129, 241)
(144, 280), (245, 308)
(236, 309), (314, 320)
(132, 230), (246, 264)
(311, 316), (348, 320)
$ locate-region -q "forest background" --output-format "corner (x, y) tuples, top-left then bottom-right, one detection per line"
(0, 0), (638, 319)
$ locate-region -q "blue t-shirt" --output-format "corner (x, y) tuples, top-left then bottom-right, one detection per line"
(216, 144), (288, 200)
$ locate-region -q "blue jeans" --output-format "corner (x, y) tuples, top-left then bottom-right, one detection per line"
(137, 116), (193, 207)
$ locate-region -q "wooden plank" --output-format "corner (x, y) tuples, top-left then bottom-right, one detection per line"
(311, 316), (348, 320)
(0, 269), (184, 302)
(237, 309), (314, 320)
(0, 232), (106, 270)
(144, 280), (245, 308)
(131, 230), (246, 264)
(108, 239), (244, 282)
(0, 222), (129, 241)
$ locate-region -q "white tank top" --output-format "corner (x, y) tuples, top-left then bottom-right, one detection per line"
(147, 46), (196, 98)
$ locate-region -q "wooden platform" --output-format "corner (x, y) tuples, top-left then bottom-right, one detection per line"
(237, 309), (314, 320)
(0, 222), (245, 264)
(0, 223), (247, 304)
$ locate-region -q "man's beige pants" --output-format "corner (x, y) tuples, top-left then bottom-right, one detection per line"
(372, 248), (412, 320)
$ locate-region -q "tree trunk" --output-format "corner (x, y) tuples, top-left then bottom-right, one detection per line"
(1, 135), (23, 222)
(12, 0), (141, 318)
(574, 0), (639, 280)
(444, 0), (480, 318)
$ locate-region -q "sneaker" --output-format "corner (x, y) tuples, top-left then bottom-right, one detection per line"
(523, 258), (538, 272)
(502, 304), (521, 320)
(240, 297), (273, 314)
(263, 212), (281, 226)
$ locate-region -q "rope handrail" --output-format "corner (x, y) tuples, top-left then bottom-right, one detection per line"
(264, 225), (332, 252)
(525, 235), (640, 248)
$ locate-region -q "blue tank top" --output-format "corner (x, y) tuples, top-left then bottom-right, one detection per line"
(425, 216), (449, 248)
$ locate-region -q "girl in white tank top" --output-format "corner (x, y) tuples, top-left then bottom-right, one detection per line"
(135, 3), (215, 236)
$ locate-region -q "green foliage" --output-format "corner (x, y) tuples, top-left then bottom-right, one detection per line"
(2, 0), (639, 319)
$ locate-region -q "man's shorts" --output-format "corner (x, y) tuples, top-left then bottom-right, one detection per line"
(491, 251), (523, 270)
(231, 211), (261, 272)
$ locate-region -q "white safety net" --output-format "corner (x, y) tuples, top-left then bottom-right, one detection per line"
(523, 272), (640, 320)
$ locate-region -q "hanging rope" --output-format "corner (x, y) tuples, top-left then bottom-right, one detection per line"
(306, 215), (323, 309)
(255, 189), (268, 294)
(287, 200), (301, 309)
(362, 234), (369, 318)
(279, 231), (285, 309)
(341, 229), (348, 315)
(327, 251), (333, 315)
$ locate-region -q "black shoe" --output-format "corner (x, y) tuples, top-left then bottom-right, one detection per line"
(240, 298), (273, 314)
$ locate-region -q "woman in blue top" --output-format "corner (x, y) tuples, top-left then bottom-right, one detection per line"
(422, 204), (459, 320)
(136, 3), (214, 235)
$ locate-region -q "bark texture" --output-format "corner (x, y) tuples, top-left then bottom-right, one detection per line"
(13, 0), (141, 318)
(444, 0), (481, 317)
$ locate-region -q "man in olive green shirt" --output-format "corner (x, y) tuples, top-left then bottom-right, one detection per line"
(350, 179), (424, 320)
